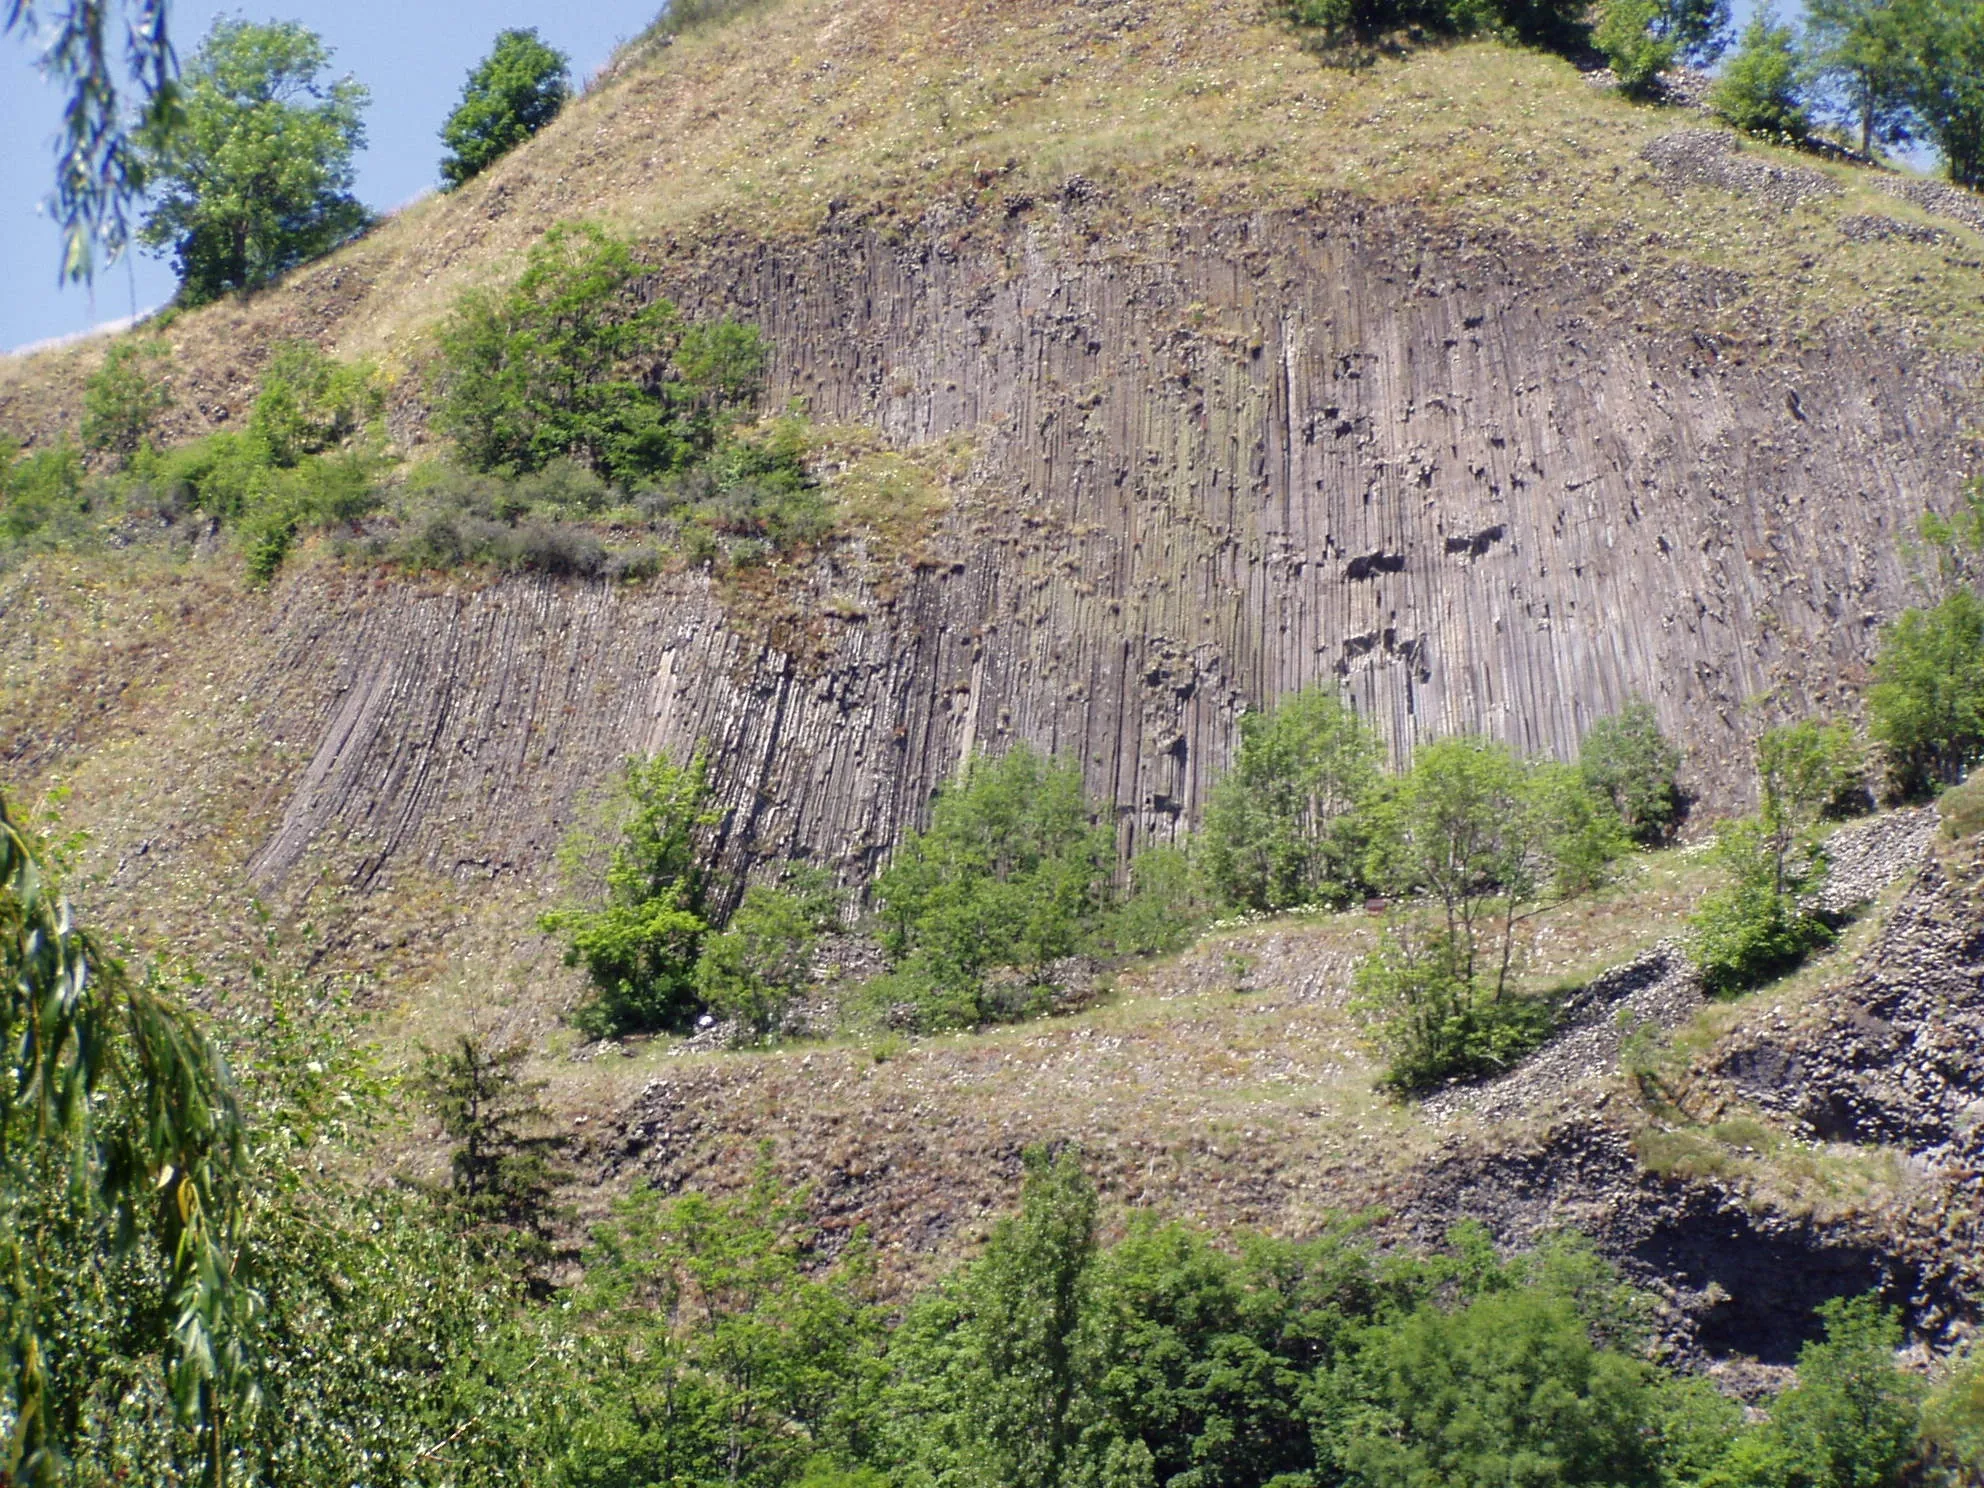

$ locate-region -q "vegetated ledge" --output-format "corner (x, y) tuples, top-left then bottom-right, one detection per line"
(571, 812), (1980, 1374)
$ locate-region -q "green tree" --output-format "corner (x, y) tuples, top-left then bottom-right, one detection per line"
(137, 18), (371, 305)
(1757, 720), (1866, 869)
(1804, 0), (1920, 154)
(563, 1158), (883, 1488)
(873, 746), (1113, 1027)
(81, 338), (172, 461)
(542, 749), (721, 1038)
(1689, 722), (1853, 996)
(413, 1034), (564, 1243)
(1871, 588), (1984, 799)
(1898, 0), (1984, 187)
(695, 870), (839, 1043)
(1579, 699), (1685, 846)
(1714, 11), (1810, 136)
(878, 1148), (1147, 1488)
(433, 220), (765, 485)
(1199, 685), (1383, 914)
(1597, 0), (1682, 97)
(1355, 738), (1625, 1090)
(1335, 1286), (1664, 1488)
(1746, 1296), (1924, 1488)
(440, 28), (571, 189)
(0, 791), (252, 1485)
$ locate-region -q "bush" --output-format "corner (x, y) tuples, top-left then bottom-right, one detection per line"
(1690, 818), (1834, 996)
(1340, 1285), (1664, 1488)
(1868, 588), (1984, 798)
(1579, 699), (1685, 845)
(81, 340), (172, 461)
(1199, 685), (1382, 913)
(1757, 719), (1866, 826)
(0, 443), (90, 547)
(1749, 1296), (1924, 1488)
(1354, 738), (1625, 1090)
(541, 750), (720, 1038)
(440, 29), (569, 189)
(1712, 12), (1809, 137)
(873, 747), (1113, 1029)
(1283, 0), (1585, 56)
(1103, 844), (1207, 956)
(1353, 924), (1559, 1091)
(695, 868), (840, 1042)
(432, 220), (764, 486)
(246, 340), (382, 466)
(1595, 0), (1679, 98)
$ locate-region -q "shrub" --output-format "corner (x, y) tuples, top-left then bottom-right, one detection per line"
(1199, 685), (1382, 913)
(873, 747), (1113, 1029)
(541, 750), (720, 1038)
(440, 29), (569, 189)
(1868, 588), (1984, 798)
(0, 443), (89, 547)
(246, 341), (382, 466)
(1340, 1286), (1664, 1488)
(1757, 719), (1866, 828)
(1283, 0), (1585, 56)
(1712, 12), (1809, 137)
(1753, 1296), (1924, 1488)
(1579, 699), (1685, 845)
(81, 340), (172, 460)
(1103, 844), (1206, 956)
(1690, 817), (1834, 996)
(1354, 738), (1625, 1090)
(432, 220), (764, 486)
(695, 869), (840, 1042)
(1596, 0), (1680, 98)
(1353, 923), (1558, 1091)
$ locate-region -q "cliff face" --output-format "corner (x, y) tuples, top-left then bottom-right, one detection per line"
(227, 197), (1979, 899)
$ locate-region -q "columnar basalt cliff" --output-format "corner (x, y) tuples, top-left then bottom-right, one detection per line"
(233, 199), (1980, 898)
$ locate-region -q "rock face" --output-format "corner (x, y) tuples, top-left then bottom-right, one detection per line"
(239, 198), (1979, 892)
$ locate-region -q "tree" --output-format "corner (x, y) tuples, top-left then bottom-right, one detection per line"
(1751, 1296), (1924, 1488)
(1355, 739), (1625, 1089)
(3, 0), (176, 281)
(1713, 11), (1810, 137)
(433, 221), (765, 485)
(541, 749), (721, 1038)
(1898, 0), (1984, 187)
(413, 1034), (563, 1240)
(0, 791), (251, 1484)
(440, 28), (571, 189)
(1689, 721), (1853, 996)
(1579, 699), (1685, 846)
(137, 18), (371, 306)
(1199, 685), (1383, 914)
(873, 746), (1113, 1026)
(564, 1157), (883, 1488)
(1804, 0), (1920, 155)
(1337, 1287), (1664, 1488)
(695, 870), (839, 1043)
(1869, 589), (1984, 796)
(81, 338), (172, 461)
(1597, 0), (1681, 98)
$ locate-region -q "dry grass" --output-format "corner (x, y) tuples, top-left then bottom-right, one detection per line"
(5, 0), (1983, 448)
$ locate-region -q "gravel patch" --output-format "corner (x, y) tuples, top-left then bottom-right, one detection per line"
(1641, 130), (1841, 210)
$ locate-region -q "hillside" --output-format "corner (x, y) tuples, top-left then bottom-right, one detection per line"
(4, 0), (1984, 1389)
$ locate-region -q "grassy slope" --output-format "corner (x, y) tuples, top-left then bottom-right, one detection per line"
(4, 0), (1984, 443)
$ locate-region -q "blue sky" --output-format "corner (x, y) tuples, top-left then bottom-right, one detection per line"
(1, 2), (668, 352)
